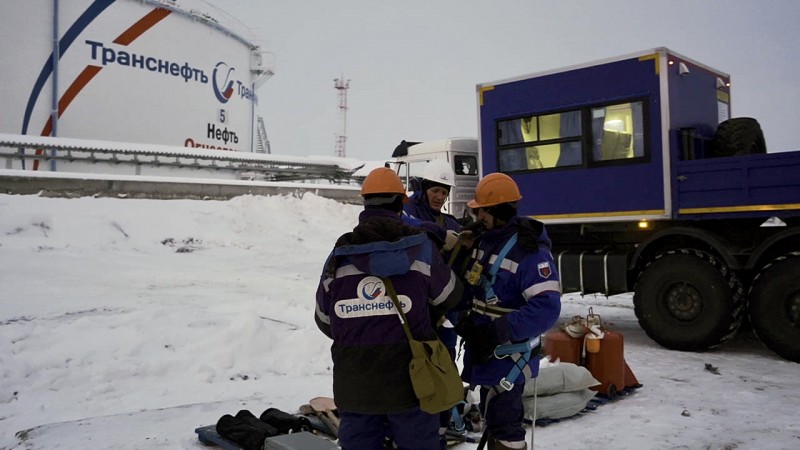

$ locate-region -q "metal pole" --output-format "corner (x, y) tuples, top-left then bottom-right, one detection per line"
(530, 375), (538, 449)
(50, 0), (60, 171)
(250, 80), (255, 153)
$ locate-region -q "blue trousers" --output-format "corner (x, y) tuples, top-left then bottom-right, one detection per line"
(339, 407), (440, 450)
(480, 382), (526, 442)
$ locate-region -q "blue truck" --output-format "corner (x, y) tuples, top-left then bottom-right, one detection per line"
(475, 47), (800, 363)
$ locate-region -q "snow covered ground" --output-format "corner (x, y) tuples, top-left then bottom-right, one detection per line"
(1, 193), (798, 450)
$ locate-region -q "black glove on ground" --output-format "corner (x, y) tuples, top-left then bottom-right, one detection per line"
(216, 410), (278, 450)
(454, 316), (499, 364)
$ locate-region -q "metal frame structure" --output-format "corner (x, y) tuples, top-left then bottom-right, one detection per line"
(1, 134), (362, 183)
(334, 76), (350, 158)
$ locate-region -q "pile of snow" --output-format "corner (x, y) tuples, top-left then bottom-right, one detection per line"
(1, 193), (798, 449)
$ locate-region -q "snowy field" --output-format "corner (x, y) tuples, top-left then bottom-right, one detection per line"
(1, 193), (798, 450)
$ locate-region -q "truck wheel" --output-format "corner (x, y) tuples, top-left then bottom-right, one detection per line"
(748, 252), (800, 363)
(709, 117), (767, 157)
(633, 249), (744, 351)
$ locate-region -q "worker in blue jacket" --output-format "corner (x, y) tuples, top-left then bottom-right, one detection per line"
(402, 159), (469, 448)
(402, 159), (464, 270)
(403, 159), (461, 239)
(315, 167), (463, 450)
(455, 172), (561, 450)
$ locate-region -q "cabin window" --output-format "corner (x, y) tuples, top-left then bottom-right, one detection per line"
(454, 155), (478, 175)
(394, 160), (428, 180)
(393, 160), (428, 194)
(496, 110), (583, 171)
(495, 99), (647, 172)
(590, 101), (645, 162)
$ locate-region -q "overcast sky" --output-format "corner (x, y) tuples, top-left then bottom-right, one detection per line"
(206, 0), (800, 161)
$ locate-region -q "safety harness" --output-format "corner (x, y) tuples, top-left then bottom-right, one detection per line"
(470, 233), (540, 392)
(469, 232), (542, 450)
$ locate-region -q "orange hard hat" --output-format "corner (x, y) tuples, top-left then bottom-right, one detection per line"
(361, 167), (408, 200)
(467, 172), (522, 208)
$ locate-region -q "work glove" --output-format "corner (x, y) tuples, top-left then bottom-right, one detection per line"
(454, 315), (499, 364)
(457, 214), (475, 228)
(457, 221), (485, 250)
(414, 222), (446, 249)
(461, 220), (485, 236)
(443, 230), (460, 251)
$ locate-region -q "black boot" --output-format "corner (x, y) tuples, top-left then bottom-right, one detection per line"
(488, 438), (527, 450)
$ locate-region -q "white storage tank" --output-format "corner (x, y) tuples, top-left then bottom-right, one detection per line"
(0, 0), (274, 173)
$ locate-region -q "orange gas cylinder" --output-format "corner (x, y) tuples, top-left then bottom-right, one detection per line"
(584, 330), (626, 398)
(543, 329), (582, 365)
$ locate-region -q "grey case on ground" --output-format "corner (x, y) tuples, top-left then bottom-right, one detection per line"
(263, 431), (339, 450)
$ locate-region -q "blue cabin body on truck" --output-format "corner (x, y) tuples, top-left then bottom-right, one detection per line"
(476, 47), (800, 362)
(478, 47), (800, 223)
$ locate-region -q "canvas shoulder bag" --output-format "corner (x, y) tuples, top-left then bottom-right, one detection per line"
(380, 277), (464, 414)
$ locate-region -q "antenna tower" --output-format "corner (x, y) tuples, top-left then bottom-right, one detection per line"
(334, 75), (350, 158)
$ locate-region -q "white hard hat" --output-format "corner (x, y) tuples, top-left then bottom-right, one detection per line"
(421, 159), (456, 187)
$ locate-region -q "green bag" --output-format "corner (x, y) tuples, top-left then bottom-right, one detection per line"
(381, 277), (464, 414)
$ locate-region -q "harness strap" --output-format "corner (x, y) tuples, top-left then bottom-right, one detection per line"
(494, 336), (541, 357)
(493, 336), (541, 392)
(471, 299), (514, 318)
(479, 233), (518, 301)
(472, 333), (539, 450)
(450, 405), (465, 432)
(447, 240), (462, 267)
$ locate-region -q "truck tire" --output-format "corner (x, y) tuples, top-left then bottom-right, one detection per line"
(633, 249), (744, 351)
(748, 252), (800, 363)
(709, 117), (767, 158)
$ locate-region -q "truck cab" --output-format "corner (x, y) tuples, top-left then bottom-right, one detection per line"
(388, 137), (479, 219)
(477, 47), (800, 362)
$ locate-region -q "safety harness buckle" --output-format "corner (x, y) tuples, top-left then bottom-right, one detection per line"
(498, 377), (515, 391)
(493, 336), (542, 392)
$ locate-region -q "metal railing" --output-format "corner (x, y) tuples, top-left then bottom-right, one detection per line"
(0, 133), (361, 183)
(256, 117), (271, 154)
